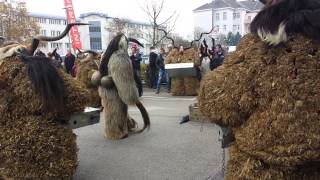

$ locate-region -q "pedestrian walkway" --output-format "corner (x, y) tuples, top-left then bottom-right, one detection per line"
(74, 88), (224, 180)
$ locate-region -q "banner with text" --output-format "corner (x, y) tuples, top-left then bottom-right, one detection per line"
(64, 0), (82, 50)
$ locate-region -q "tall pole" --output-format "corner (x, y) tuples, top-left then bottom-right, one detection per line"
(211, 0), (214, 30)
(63, 0), (82, 51)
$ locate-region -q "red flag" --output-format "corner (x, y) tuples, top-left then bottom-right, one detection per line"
(64, 0), (82, 50)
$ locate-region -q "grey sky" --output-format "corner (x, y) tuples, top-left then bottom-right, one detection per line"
(25, 0), (209, 39)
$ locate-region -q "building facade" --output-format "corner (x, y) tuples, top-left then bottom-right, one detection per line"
(29, 12), (72, 56)
(27, 12), (155, 56)
(193, 0), (263, 37)
(79, 12), (154, 55)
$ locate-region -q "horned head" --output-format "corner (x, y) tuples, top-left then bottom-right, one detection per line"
(91, 33), (144, 89)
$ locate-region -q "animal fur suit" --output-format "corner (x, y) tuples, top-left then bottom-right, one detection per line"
(98, 35), (147, 140)
(0, 44), (91, 179)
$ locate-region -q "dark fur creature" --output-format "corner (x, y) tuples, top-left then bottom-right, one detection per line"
(99, 34), (123, 76)
(19, 54), (65, 112)
(251, 0), (320, 45)
(135, 101), (150, 132)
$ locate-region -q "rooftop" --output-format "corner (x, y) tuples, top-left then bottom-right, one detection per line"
(28, 12), (67, 20)
(80, 12), (152, 26)
(193, 0), (263, 12)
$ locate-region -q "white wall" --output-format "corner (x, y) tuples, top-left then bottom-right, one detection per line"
(194, 7), (257, 37)
(78, 15), (111, 51)
(33, 17), (72, 55)
(31, 13), (156, 56)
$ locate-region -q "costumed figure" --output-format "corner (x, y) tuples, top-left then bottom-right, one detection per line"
(0, 23), (92, 179)
(198, 0), (320, 179)
(75, 49), (102, 107)
(91, 34), (150, 140)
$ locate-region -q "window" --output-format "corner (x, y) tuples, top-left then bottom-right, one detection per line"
(51, 42), (57, 49)
(216, 13), (220, 21)
(39, 42), (47, 48)
(65, 43), (71, 49)
(41, 29), (46, 36)
(37, 18), (46, 24)
(51, 30), (55, 37)
(223, 12), (227, 20)
(90, 37), (102, 50)
(89, 26), (101, 32)
(49, 19), (61, 25)
(248, 16), (251, 21)
(57, 31), (61, 36)
(216, 25), (220, 32)
(237, 25), (240, 31)
(233, 12), (240, 19)
(223, 25), (226, 32)
(233, 25), (237, 31)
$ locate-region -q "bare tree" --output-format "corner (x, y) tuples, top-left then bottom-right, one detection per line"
(0, 2), (39, 43)
(193, 26), (206, 47)
(171, 33), (189, 47)
(140, 0), (178, 47)
(105, 18), (128, 35)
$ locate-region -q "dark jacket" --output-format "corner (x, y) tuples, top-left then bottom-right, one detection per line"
(130, 53), (142, 71)
(149, 52), (158, 70)
(156, 54), (165, 71)
(210, 51), (225, 70)
(65, 53), (76, 71)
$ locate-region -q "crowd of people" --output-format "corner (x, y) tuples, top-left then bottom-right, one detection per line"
(33, 42), (225, 98)
(139, 43), (226, 95)
(34, 49), (77, 76)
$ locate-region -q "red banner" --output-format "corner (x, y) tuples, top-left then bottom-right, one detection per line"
(64, 0), (82, 50)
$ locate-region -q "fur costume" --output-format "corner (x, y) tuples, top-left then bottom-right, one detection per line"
(75, 50), (101, 107)
(165, 48), (200, 96)
(92, 34), (150, 140)
(0, 23), (91, 179)
(198, 0), (320, 179)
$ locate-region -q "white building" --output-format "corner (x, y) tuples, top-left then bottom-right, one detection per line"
(79, 12), (154, 55)
(27, 12), (154, 56)
(193, 0), (263, 36)
(29, 13), (72, 56)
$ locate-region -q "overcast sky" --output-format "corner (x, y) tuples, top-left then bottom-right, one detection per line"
(25, 0), (210, 39)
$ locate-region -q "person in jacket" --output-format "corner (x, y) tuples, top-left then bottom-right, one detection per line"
(155, 48), (170, 94)
(148, 46), (158, 89)
(130, 46), (143, 97)
(210, 44), (225, 70)
(64, 50), (76, 75)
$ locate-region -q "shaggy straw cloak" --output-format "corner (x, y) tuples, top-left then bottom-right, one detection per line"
(165, 48), (200, 96)
(198, 34), (320, 179)
(0, 56), (91, 179)
(75, 57), (101, 107)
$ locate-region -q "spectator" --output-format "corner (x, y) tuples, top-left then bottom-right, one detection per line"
(130, 46), (143, 97)
(155, 48), (170, 94)
(47, 49), (62, 68)
(35, 49), (46, 57)
(210, 44), (225, 70)
(148, 46), (158, 89)
(199, 45), (211, 79)
(64, 50), (76, 75)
